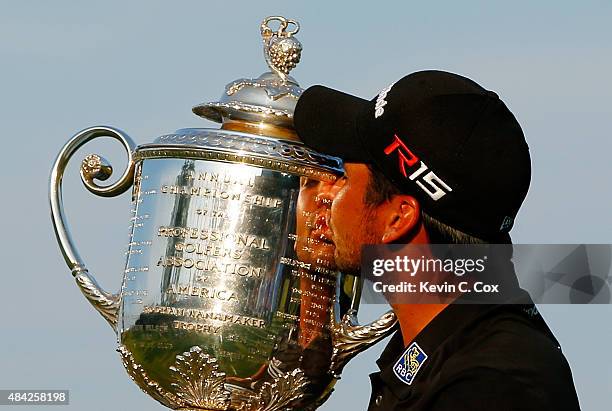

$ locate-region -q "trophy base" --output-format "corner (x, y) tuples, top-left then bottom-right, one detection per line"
(119, 344), (317, 411)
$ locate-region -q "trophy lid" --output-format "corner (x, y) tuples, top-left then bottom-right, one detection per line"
(135, 16), (343, 180)
(193, 16), (303, 135)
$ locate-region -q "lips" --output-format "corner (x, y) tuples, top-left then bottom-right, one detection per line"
(311, 214), (334, 245)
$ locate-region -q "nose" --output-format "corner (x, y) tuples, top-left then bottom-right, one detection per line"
(315, 180), (337, 207)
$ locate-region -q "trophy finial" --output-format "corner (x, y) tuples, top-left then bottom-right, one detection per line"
(193, 16), (305, 137)
(260, 16), (302, 80)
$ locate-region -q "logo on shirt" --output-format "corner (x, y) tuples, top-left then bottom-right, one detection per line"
(393, 342), (428, 385)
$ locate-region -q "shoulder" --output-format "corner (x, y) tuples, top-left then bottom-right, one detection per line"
(448, 306), (567, 371)
(436, 307), (581, 410)
(430, 367), (579, 411)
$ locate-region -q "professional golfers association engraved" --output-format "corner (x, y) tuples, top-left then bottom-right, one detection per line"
(50, 16), (397, 410)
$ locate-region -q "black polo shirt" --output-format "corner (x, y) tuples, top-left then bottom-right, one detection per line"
(368, 291), (581, 410)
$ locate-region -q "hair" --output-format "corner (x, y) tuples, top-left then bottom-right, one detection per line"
(365, 164), (488, 244)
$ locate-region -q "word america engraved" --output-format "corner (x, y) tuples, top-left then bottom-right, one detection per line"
(165, 284), (239, 302)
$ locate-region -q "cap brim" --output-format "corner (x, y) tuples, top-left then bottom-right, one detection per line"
(294, 85), (371, 162)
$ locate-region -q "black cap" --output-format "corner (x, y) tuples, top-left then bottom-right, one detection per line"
(294, 70), (531, 241)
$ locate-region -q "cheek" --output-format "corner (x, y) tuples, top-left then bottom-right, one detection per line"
(331, 186), (362, 227)
(330, 188), (347, 221)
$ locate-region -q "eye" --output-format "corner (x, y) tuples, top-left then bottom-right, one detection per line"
(300, 177), (320, 189)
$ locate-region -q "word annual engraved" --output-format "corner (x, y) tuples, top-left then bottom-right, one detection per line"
(160, 185), (283, 208)
(158, 226), (270, 250)
(142, 306), (266, 328)
(157, 256), (263, 278)
(186, 171), (256, 187)
(166, 283), (238, 302)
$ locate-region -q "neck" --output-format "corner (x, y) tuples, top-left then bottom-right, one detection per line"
(392, 303), (448, 345)
(390, 222), (448, 345)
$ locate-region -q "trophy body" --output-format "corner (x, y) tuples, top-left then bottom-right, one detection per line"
(50, 17), (397, 411)
(119, 130), (353, 410)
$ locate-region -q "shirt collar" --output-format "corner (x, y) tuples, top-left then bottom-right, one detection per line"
(376, 299), (488, 371)
(376, 284), (534, 400)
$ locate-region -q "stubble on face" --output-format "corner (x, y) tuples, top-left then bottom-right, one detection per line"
(322, 163), (385, 274)
(332, 204), (380, 274)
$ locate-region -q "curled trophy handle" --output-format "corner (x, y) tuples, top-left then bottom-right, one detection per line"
(329, 305), (399, 378)
(260, 16), (300, 39)
(49, 126), (136, 330)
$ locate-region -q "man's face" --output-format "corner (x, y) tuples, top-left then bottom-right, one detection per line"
(320, 163), (383, 273)
(295, 177), (335, 269)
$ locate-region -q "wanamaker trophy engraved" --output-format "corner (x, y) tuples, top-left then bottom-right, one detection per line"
(49, 16), (397, 410)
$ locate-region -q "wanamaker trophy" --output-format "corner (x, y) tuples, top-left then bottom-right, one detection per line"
(49, 16), (397, 410)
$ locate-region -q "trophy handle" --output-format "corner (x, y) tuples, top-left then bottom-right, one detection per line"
(49, 126), (136, 330)
(329, 305), (399, 378)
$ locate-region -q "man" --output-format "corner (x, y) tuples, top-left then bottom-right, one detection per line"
(293, 71), (581, 410)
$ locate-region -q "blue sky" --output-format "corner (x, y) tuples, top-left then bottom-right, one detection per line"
(1, 1), (611, 410)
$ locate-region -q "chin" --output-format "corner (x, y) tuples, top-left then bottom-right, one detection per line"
(334, 251), (361, 274)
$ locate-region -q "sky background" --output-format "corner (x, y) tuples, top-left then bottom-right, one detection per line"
(1, 1), (611, 410)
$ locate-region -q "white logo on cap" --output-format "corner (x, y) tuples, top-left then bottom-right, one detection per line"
(500, 216), (514, 232)
(375, 82), (395, 118)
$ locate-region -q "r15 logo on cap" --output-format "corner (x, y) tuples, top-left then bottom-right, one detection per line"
(384, 134), (453, 201)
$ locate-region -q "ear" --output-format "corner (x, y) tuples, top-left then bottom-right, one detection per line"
(380, 195), (420, 243)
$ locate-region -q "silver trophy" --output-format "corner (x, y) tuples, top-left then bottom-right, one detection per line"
(49, 16), (397, 410)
